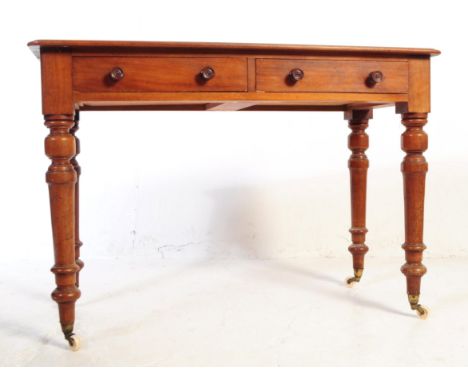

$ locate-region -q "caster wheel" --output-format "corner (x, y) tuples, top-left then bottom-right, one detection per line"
(67, 335), (81, 351)
(345, 277), (358, 288)
(415, 306), (429, 320)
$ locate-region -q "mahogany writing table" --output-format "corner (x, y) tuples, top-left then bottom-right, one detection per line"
(28, 40), (440, 350)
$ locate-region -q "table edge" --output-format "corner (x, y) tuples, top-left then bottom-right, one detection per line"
(27, 40), (441, 59)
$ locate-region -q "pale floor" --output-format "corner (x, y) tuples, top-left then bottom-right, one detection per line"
(1, 254), (467, 366)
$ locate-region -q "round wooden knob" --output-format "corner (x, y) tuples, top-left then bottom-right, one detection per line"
(366, 71), (384, 87)
(109, 67), (125, 82)
(289, 68), (304, 82)
(200, 66), (215, 81)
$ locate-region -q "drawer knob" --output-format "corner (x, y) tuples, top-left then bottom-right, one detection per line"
(366, 71), (384, 87)
(289, 68), (304, 83)
(199, 66), (215, 81)
(109, 67), (125, 82)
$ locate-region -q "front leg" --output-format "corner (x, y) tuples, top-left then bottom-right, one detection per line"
(400, 112), (429, 319)
(345, 109), (372, 287)
(45, 114), (81, 349)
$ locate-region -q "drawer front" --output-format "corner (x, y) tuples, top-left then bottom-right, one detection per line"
(73, 57), (248, 92)
(256, 59), (408, 93)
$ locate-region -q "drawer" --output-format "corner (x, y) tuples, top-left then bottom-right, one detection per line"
(73, 57), (248, 92)
(256, 59), (408, 93)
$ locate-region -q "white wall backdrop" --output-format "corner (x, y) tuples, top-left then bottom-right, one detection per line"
(1, 0), (467, 269)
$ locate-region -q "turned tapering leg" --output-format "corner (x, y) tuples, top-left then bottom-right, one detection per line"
(344, 110), (372, 287)
(70, 111), (84, 287)
(45, 114), (81, 349)
(400, 112), (429, 319)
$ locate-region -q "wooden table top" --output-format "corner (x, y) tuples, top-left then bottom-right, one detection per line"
(28, 40), (440, 59)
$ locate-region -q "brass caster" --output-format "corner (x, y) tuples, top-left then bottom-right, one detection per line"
(67, 335), (81, 351)
(345, 277), (359, 288)
(345, 269), (363, 288)
(408, 294), (429, 320)
(415, 306), (429, 320)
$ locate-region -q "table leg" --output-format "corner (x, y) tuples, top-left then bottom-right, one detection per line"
(70, 112), (84, 287)
(45, 114), (81, 350)
(344, 110), (372, 287)
(400, 112), (429, 319)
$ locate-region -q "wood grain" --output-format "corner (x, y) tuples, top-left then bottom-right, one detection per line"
(256, 59), (408, 93)
(40, 50), (73, 115)
(73, 57), (248, 92)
